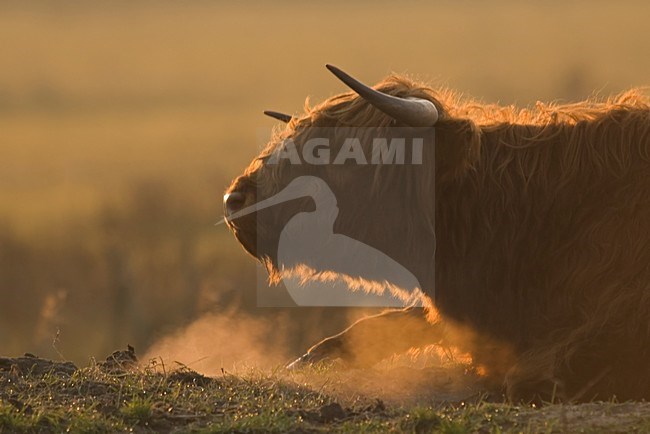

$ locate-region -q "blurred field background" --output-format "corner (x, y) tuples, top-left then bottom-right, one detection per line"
(1, 1), (649, 368)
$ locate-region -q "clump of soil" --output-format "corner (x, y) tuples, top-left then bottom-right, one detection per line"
(97, 344), (139, 372)
(0, 345), (139, 378)
(0, 353), (77, 376)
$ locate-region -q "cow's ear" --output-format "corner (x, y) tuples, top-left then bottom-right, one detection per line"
(434, 118), (480, 181)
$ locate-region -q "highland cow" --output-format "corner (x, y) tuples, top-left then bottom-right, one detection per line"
(224, 65), (650, 402)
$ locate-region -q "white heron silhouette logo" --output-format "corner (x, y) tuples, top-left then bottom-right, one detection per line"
(223, 176), (424, 307)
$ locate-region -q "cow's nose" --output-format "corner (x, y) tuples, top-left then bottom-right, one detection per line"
(224, 191), (246, 216)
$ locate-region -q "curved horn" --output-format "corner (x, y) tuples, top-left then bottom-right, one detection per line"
(325, 64), (438, 127)
(264, 110), (292, 123)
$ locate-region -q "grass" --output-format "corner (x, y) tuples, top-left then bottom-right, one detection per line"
(2, 356), (650, 434)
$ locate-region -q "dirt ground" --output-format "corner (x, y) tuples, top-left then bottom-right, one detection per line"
(1, 348), (650, 433)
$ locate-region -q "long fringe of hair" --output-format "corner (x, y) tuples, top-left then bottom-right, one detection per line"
(258, 75), (650, 265)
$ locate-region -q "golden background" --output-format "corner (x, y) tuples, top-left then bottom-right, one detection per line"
(1, 1), (648, 366)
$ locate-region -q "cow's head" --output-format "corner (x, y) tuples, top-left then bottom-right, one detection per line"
(224, 66), (479, 288)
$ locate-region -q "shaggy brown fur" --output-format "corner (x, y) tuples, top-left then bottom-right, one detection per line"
(226, 76), (650, 402)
